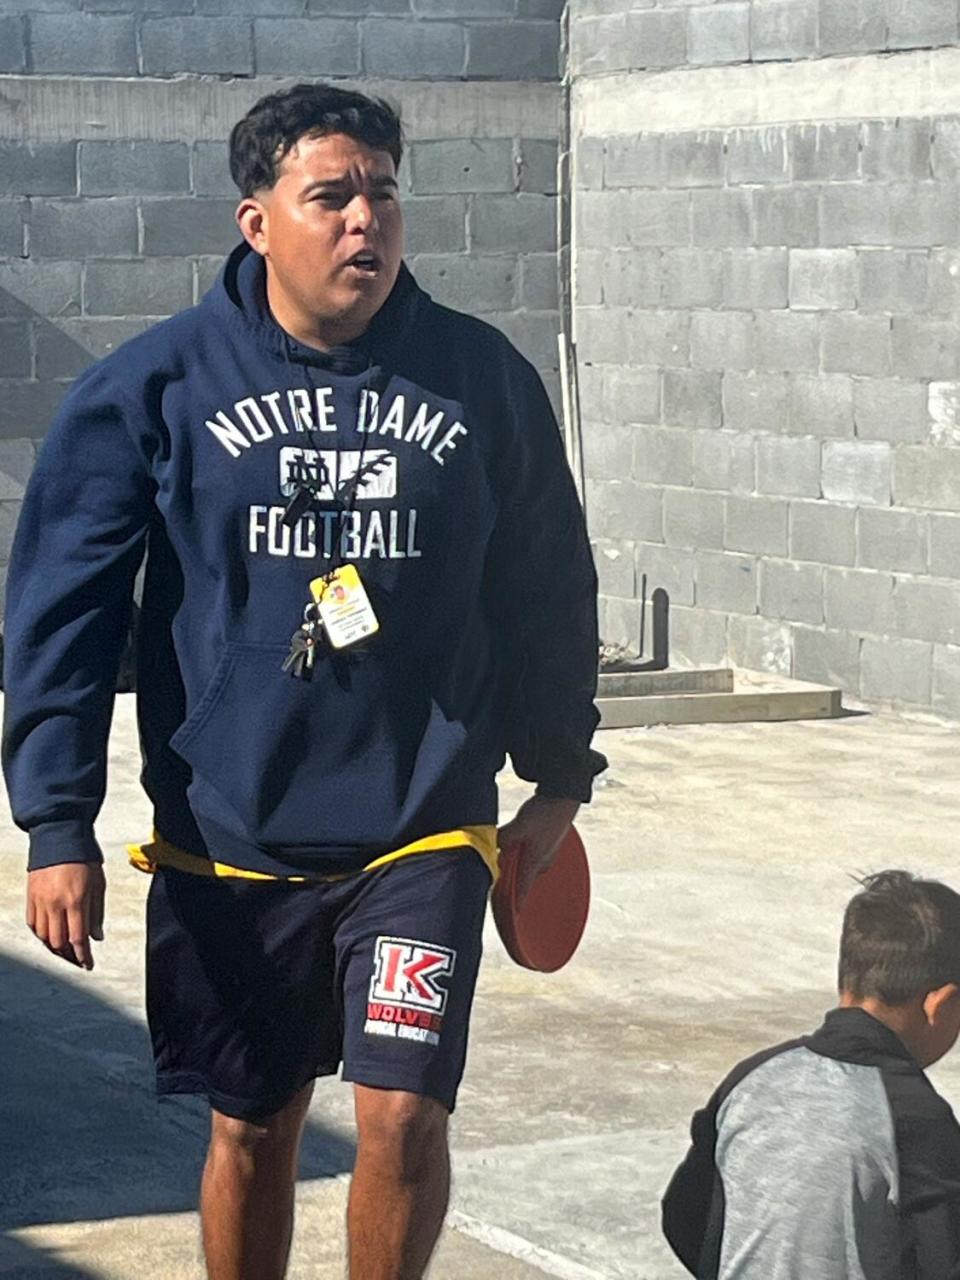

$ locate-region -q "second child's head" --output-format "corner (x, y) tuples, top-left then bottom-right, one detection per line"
(839, 870), (960, 1068)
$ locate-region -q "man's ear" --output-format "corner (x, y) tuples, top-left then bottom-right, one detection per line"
(923, 982), (960, 1026)
(237, 197), (268, 256)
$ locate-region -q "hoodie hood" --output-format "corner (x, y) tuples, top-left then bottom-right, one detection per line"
(208, 240), (424, 374)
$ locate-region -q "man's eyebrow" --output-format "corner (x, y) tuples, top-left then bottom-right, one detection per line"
(300, 175), (399, 195)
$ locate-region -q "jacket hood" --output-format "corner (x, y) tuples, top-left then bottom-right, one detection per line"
(205, 240), (427, 375)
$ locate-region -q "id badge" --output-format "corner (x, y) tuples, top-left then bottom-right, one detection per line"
(310, 566), (379, 650)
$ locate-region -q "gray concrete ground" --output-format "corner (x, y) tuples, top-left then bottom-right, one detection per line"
(2, 693), (959, 1279)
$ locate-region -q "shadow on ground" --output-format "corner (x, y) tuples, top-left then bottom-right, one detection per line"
(0, 951), (355, 1273)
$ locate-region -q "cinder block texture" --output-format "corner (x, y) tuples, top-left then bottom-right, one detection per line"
(79, 142), (189, 196)
(886, 0), (958, 51)
(664, 489), (724, 549)
(792, 625), (860, 691)
(760, 559), (823, 624)
(860, 635), (933, 707)
(254, 19), (360, 77)
(0, 383), (69, 441)
(141, 199), (238, 257)
(789, 501), (856, 566)
(635, 542), (696, 607)
(363, 20), (465, 78)
(860, 120), (931, 181)
(623, 11), (687, 71)
(28, 199), (139, 258)
(471, 194), (557, 252)
(929, 514), (960, 579)
(857, 507), (927, 573)
(756, 436), (820, 498)
(789, 250), (856, 311)
(467, 22), (560, 79)
(663, 370), (721, 429)
(519, 140), (559, 195)
(668, 604), (729, 666)
(858, 251), (928, 314)
(787, 374), (853, 438)
(821, 441), (891, 506)
(723, 250), (788, 310)
(0, 260), (80, 317)
(823, 567), (895, 635)
(0, 16), (26, 73)
(687, 5), (750, 67)
(818, 0), (886, 57)
(0, 439), (37, 502)
(726, 129), (787, 185)
(593, 539), (635, 599)
(403, 196), (468, 255)
(723, 372), (789, 432)
(792, 125), (860, 181)
(750, 0), (817, 62)
(696, 550), (757, 614)
(0, 143), (76, 198)
(410, 139), (515, 194)
(893, 577), (960, 645)
(192, 143), (235, 197)
(0, 321), (30, 378)
(634, 425), (694, 486)
(408, 254), (518, 313)
(725, 496), (789, 556)
(84, 259), (194, 318)
(933, 645), (960, 715)
(729, 614), (792, 675)
(141, 18), (253, 76)
(30, 14), (137, 75)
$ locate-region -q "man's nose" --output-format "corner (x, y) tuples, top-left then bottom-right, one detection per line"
(345, 194), (376, 232)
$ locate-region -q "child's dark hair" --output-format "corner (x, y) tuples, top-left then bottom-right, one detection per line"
(229, 83), (403, 197)
(839, 871), (960, 1005)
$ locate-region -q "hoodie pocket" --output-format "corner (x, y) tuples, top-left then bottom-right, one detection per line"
(169, 646), (240, 761)
(167, 641), (476, 850)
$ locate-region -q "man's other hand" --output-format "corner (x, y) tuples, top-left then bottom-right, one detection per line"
(498, 795), (580, 904)
(27, 863), (106, 971)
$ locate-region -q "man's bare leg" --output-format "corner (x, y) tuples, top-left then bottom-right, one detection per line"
(347, 1085), (450, 1280)
(200, 1081), (315, 1280)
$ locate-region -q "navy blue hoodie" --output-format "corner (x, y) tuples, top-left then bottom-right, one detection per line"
(3, 243), (605, 876)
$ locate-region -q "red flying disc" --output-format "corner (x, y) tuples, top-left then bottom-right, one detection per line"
(492, 826), (590, 972)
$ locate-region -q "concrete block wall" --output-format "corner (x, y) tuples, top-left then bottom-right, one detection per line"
(572, 0), (960, 75)
(571, 0), (960, 716)
(0, 0), (563, 605)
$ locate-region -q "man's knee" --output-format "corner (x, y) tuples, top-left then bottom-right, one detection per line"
(210, 1085), (313, 1164)
(355, 1088), (449, 1181)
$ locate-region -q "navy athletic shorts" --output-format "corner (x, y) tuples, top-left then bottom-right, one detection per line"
(145, 849), (491, 1121)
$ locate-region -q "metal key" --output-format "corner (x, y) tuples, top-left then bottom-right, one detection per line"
(281, 605), (322, 679)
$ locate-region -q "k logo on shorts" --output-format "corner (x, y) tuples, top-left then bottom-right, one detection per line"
(365, 936), (457, 1047)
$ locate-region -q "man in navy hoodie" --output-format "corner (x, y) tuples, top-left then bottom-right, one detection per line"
(3, 84), (605, 1279)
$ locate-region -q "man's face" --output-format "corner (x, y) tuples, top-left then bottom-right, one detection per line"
(242, 131), (403, 342)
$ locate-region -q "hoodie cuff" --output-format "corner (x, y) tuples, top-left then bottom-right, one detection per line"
(529, 747), (609, 805)
(28, 820), (104, 871)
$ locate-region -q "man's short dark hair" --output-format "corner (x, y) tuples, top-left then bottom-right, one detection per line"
(229, 82), (403, 197)
(839, 870), (960, 1005)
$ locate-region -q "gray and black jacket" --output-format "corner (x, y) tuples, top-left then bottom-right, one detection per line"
(662, 1007), (960, 1278)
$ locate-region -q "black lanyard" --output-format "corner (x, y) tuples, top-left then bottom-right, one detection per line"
(280, 343), (375, 584)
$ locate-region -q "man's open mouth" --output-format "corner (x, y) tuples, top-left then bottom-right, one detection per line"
(346, 250), (380, 273)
